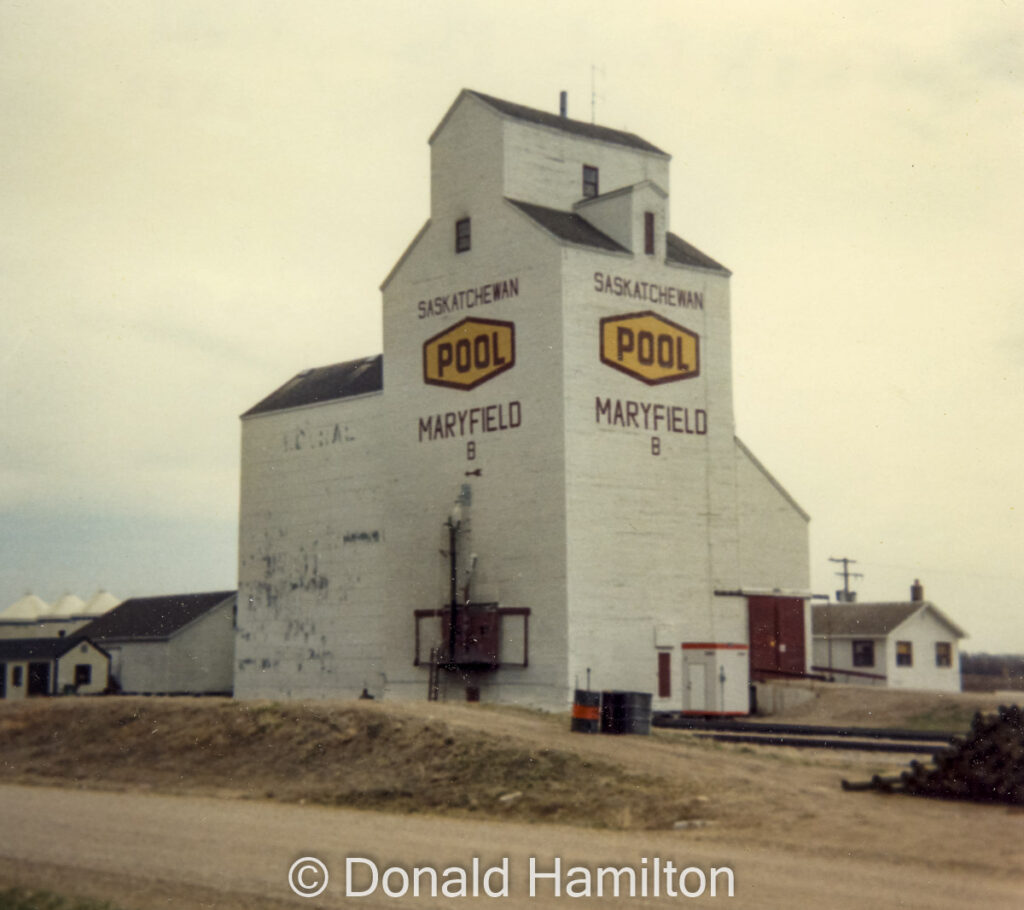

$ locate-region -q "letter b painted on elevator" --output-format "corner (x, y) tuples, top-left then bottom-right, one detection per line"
(423, 318), (516, 390)
(599, 311), (699, 385)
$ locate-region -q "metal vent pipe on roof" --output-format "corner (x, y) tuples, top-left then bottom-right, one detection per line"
(559, 91), (567, 118)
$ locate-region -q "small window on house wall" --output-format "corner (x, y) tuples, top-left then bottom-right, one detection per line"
(455, 217), (471, 253)
(75, 664), (92, 687)
(12, 666), (23, 687)
(896, 641), (913, 667)
(935, 642), (952, 667)
(657, 651), (671, 698)
(852, 640), (875, 667)
(582, 165), (599, 198)
(644, 211), (655, 255)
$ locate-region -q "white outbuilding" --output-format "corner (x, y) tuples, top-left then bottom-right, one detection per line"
(236, 90), (811, 711)
(77, 591), (236, 695)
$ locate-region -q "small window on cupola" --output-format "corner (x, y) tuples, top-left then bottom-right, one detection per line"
(455, 217), (471, 253)
(582, 165), (599, 198)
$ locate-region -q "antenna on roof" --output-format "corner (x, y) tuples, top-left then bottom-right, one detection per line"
(590, 64), (605, 124)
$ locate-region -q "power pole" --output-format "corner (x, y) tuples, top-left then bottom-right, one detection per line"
(829, 556), (863, 602)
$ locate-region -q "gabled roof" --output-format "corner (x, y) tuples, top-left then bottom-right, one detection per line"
(0, 636), (105, 662)
(666, 232), (730, 275)
(507, 199), (628, 252)
(243, 355), (382, 418)
(77, 591), (236, 642)
(435, 90), (668, 156)
(812, 602), (967, 639)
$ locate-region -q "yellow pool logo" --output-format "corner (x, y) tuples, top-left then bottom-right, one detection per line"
(600, 311), (700, 385)
(423, 318), (516, 390)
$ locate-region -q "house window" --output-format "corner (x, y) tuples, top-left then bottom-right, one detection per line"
(12, 666), (23, 687)
(896, 641), (913, 667)
(644, 211), (655, 255)
(455, 217), (471, 253)
(852, 640), (875, 668)
(582, 165), (599, 198)
(75, 664), (92, 687)
(657, 651), (671, 698)
(935, 642), (952, 667)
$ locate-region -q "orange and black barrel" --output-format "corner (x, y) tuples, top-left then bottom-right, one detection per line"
(570, 689), (601, 733)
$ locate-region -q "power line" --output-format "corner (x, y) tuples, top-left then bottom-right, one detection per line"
(847, 560), (1024, 584)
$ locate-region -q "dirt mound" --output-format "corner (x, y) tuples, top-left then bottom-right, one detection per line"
(0, 698), (704, 830)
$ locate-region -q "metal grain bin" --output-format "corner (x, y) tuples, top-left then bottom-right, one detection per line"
(600, 690), (652, 735)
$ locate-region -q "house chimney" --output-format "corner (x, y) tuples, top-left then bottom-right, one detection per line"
(559, 91), (567, 118)
(911, 579), (924, 602)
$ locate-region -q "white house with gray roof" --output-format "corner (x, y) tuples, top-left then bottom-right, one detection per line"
(812, 581), (965, 692)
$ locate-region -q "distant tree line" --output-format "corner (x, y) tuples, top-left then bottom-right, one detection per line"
(961, 653), (1024, 692)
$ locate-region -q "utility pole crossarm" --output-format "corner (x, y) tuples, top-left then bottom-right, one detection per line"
(829, 556), (863, 603)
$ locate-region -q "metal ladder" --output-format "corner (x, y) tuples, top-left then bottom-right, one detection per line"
(427, 647), (441, 701)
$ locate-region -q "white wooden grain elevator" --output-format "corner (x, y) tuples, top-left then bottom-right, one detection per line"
(236, 89), (810, 711)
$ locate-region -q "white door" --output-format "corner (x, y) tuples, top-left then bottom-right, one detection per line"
(685, 661), (707, 712)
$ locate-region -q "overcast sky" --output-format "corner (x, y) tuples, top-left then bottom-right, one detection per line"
(1, 1), (1021, 652)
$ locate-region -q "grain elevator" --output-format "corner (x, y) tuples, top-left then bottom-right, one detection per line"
(235, 89), (810, 711)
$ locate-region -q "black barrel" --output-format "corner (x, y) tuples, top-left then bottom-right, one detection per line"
(600, 690), (653, 735)
(570, 689), (601, 733)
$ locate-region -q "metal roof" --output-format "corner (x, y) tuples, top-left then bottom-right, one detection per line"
(666, 232), (730, 274)
(243, 355), (382, 417)
(461, 90), (667, 156)
(507, 199), (628, 252)
(76, 591), (236, 642)
(508, 198), (729, 273)
(812, 602), (966, 639)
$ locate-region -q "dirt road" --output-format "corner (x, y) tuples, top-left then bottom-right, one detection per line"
(1, 783), (1021, 910)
